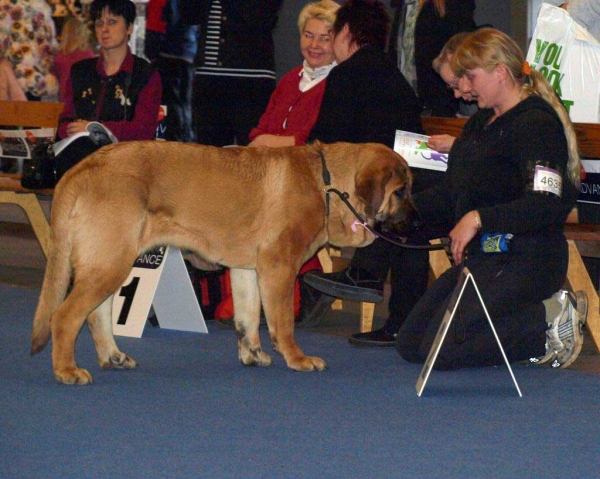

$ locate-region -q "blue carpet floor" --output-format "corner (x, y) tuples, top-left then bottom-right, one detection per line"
(1, 285), (599, 479)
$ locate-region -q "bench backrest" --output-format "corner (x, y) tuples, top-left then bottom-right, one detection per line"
(421, 116), (600, 160)
(0, 101), (64, 129)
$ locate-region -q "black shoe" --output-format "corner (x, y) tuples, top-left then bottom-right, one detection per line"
(348, 327), (397, 348)
(297, 280), (336, 328)
(303, 266), (384, 303)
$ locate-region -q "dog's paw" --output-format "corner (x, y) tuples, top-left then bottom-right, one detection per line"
(287, 355), (327, 372)
(239, 346), (272, 367)
(100, 352), (138, 370)
(54, 367), (94, 385)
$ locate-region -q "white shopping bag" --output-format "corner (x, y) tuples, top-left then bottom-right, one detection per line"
(526, 3), (600, 123)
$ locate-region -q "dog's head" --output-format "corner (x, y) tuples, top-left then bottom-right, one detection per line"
(318, 142), (417, 247)
(354, 149), (417, 235)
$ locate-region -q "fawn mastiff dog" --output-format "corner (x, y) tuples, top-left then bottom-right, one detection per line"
(30, 140), (415, 384)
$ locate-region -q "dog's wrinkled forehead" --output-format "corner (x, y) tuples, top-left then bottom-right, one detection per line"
(354, 146), (412, 217)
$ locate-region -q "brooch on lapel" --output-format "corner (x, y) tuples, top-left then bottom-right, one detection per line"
(115, 85), (131, 107)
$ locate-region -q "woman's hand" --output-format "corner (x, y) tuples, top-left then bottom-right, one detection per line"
(449, 210), (481, 264)
(248, 134), (296, 148)
(427, 134), (455, 154)
(65, 119), (90, 137)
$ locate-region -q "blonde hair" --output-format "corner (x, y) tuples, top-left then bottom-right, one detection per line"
(451, 28), (580, 187)
(58, 17), (92, 54)
(298, 0), (340, 33)
(419, 0), (446, 18)
(432, 31), (471, 73)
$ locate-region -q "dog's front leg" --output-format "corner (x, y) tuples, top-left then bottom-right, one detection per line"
(230, 268), (272, 367)
(258, 266), (326, 372)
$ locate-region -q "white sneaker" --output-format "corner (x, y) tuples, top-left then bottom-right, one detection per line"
(530, 290), (587, 369)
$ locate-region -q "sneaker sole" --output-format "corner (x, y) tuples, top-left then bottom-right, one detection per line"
(530, 349), (555, 365)
(555, 290), (587, 369)
(303, 275), (383, 303)
(297, 295), (336, 328)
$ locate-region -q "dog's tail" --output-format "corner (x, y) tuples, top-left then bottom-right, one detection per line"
(30, 186), (75, 355)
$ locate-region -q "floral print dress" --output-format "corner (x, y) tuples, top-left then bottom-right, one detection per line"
(0, 0), (59, 99)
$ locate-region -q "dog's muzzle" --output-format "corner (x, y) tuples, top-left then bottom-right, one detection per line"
(374, 187), (420, 236)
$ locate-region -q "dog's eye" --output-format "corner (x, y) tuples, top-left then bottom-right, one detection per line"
(393, 187), (406, 199)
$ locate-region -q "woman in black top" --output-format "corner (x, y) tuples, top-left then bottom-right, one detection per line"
(397, 28), (586, 370)
(303, 0), (440, 339)
(308, 0), (422, 145)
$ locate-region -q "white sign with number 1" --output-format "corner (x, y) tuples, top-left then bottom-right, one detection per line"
(111, 246), (208, 338)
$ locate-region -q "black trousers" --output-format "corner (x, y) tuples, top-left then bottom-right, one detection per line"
(353, 237), (430, 333)
(192, 75), (275, 146)
(352, 168), (445, 333)
(157, 56), (195, 143)
(396, 233), (569, 370)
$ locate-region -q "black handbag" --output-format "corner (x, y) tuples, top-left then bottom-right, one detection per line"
(20, 140), (58, 189)
(20, 133), (110, 190)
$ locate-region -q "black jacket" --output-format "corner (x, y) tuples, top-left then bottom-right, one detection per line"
(182, 0), (282, 74)
(70, 55), (155, 123)
(308, 45), (423, 148)
(390, 0), (477, 117)
(414, 96), (578, 244)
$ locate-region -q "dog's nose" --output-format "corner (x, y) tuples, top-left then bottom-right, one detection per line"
(376, 198), (419, 236)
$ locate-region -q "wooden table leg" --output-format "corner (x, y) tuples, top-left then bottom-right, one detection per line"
(0, 191), (51, 257)
(566, 240), (600, 352)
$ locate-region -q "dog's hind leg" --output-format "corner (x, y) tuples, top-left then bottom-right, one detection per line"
(257, 263), (326, 372)
(50, 285), (107, 384)
(230, 268), (272, 367)
(52, 258), (137, 385)
(31, 232), (73, 355)
(87, 294), (138, 371)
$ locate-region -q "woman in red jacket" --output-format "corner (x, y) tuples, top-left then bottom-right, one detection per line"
(214, 0), (340, 322)
(248, 0), (340, 147)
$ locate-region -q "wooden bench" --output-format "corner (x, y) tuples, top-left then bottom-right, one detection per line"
(0, 101), (63, 257)
(4, 104), (600, 349)
(421, 116), (600, 352)
(0, 174), (53, 256)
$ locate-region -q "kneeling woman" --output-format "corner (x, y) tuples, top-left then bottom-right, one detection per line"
(396, 28), (586, 370)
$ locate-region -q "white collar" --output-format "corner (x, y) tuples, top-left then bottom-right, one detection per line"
(299, 60), (337, 92)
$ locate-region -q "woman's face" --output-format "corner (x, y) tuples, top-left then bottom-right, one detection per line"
(438, 61), (474, 102)
(331, 24), (353, 63)
(458, 67), (499, 109)
(300, 18), (335, 69)
(94, 8), (132, 52)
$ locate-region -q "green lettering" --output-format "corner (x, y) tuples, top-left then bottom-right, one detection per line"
(547, 70), (564, 97)
(535, 39), (549, 63)
(543, 43), (563, 69)
(561, 99), (574, 114)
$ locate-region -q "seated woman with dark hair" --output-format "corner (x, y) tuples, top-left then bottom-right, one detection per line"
(58, 0), (162, 141)
(302, 0), (442, 343)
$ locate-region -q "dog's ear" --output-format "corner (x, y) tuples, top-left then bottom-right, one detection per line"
(355, 164), (393, 217)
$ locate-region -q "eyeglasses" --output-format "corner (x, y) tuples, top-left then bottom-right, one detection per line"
(446, 77), (459, 91)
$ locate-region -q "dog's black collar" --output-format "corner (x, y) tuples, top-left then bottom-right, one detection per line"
(317, 149), (448, 253)
(319, 149), (371, 222)
(319, 149), (331, 188)
(318, 150), (333, 216)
